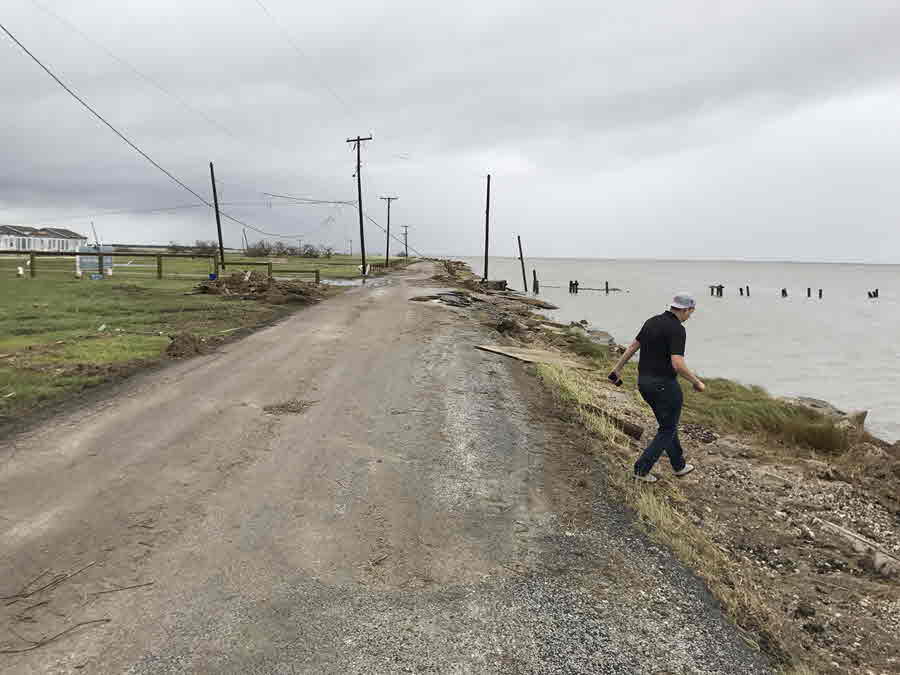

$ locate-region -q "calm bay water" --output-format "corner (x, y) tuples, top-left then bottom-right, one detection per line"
(465, 257), (899, 442)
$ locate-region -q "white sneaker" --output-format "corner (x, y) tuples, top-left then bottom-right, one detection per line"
(634, 472), (658, 483)
(673, 463), (695, 477)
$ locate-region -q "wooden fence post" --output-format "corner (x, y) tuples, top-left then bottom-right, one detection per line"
(29, 253), (36, 278)
(315, 270), (320, 284)
(156, 255), (163, 280)
(98, 252), (104, 277)
(267, 262), (273, 279)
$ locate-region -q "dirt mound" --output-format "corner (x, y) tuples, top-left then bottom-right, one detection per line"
(196, 270), (324, 305)
(166, 332), (206, 358)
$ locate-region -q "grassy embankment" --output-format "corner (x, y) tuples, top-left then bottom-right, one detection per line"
(538, 331), (850, 673)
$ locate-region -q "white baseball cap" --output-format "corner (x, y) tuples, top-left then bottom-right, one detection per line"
(672, 293), (696, 309)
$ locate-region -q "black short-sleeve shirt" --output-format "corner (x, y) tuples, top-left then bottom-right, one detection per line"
(635, 311), (686, 378)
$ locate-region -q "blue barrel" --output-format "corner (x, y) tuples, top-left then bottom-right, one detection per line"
(209, 273), (218, 281)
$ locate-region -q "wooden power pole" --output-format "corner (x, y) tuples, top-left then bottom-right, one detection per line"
(209, 162), (225, 270)
(401, 226), (409, 258)
(483, 174), (491, 281)
(346, 135), (372, 276)
(379, 196), (398, 266)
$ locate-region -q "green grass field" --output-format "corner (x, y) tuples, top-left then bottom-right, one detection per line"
(0, 252), (411, 281)
(0, 251), (416, 428)
(0, 275), (312, 427)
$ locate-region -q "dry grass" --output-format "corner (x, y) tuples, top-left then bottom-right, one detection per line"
(537, 363), (794, 667)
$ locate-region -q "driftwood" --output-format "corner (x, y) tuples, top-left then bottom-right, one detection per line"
(507, 296), (559, 310)
(578, 402), (644, 441)
(814, 518), (900, 576)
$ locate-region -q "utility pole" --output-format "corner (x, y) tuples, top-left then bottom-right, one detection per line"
(349, 239), (353, 257)
(401, 225), (410, 258)
(483, 174), (491, 281)
(379, 196), (398, 265)
(209, 162), (225, 270)
(346, 135), (373, 276)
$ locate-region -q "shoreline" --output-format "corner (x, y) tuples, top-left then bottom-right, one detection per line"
(434, 259), (900, 674)
(462, 255), (898, 443)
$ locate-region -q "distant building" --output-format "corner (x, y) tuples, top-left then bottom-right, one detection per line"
(0, 225), (89, 252)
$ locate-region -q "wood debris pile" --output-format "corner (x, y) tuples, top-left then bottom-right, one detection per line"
(196, 270), (324, 305)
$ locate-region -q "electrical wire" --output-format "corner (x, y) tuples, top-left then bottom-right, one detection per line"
(249, 0), (353, 117)
(26, 0), (241, 142)
(0, 20), (307, 240)
(267, 192), (423, 255)
(263, 192), (356, 206)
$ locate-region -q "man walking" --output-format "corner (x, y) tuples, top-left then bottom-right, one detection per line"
(609, 293), (705, 482)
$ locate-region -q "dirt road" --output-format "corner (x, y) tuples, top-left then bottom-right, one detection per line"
(0, 263), (769, 673)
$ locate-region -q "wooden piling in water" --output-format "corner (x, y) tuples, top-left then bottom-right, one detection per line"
(532, 269), (539, 294)
(517, 236), (527, 293)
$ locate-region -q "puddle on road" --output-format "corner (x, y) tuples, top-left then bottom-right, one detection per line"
(320, 277), (393, 288)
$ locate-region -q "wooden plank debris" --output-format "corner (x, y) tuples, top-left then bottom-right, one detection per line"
(814, 517), (900, 576)
(474, 345), (593, 370)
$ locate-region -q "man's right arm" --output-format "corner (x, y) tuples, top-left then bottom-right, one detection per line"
(671, 355), (705, 392)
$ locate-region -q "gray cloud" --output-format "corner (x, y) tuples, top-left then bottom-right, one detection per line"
(3, 0), (900, 261)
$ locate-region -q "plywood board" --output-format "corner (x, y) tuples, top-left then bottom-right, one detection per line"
(474, 345), (594, 370)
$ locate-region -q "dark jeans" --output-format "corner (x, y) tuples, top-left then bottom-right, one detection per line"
(635, 375), (686, 475)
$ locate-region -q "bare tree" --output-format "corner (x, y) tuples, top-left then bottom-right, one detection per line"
(245, 239), (273, 257)
(194, 240), (218, 255)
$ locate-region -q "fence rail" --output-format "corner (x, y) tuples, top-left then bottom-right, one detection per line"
(1, 250), (414, 282)
(1, 251), (320, 282)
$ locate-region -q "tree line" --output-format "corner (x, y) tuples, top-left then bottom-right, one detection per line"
(169, 240), (336, 258)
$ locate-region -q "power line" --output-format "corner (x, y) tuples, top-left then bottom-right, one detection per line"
(1, 20), (210, 204)
(262, 192), (356, 206)
(362, 212), (424, 258)
(26, 0), (240, 141)
(249, 0), (353, 117)
(0, 20), (307, 241)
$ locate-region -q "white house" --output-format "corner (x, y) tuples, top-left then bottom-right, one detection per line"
(0, 225), (89, 252)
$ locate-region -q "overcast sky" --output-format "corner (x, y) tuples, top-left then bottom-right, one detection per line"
(3, 1), (900, 262)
